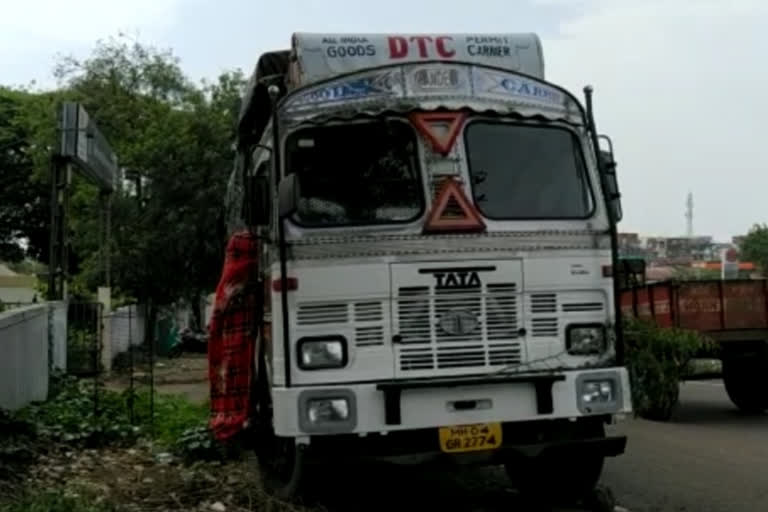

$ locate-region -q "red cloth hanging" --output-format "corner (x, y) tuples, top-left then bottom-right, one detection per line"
(208, 230), (260, 441)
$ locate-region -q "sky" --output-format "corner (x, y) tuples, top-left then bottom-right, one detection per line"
(2, 0), (766, 241)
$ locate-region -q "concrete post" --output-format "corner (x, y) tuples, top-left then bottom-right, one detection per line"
(98, 287), (112, 373)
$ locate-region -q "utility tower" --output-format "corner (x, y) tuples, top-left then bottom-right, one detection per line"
(685, 191), (694, 238)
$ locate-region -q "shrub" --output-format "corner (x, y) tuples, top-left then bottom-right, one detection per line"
(14, 373), (210, 451)
(623, 317), (713, 420)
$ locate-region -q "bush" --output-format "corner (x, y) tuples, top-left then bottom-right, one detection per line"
(14, 373), (210, 451)
(623, 317), (713, 420)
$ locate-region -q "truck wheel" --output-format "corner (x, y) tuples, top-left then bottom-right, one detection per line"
(506, 423), (606, 505)
(252, 351), (309, 502)
(507, 453), (604, 505)
(257, 434), (307, 500)
(723, 355), (768, 414)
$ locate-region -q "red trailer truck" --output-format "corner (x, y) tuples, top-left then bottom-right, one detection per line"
(621, 279), (768, 413)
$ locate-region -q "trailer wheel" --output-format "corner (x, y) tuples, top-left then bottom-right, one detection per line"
(723, 352), (768, 414)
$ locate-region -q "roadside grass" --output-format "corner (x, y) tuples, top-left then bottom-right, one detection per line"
(0, 373), (235, 511)
(11, 373), (211, 452)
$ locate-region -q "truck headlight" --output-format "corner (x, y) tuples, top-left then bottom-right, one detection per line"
(307, 398), (350, 424)
(581, 380), (615, 404)
(576, 372), (622, 414)
(298, 389), (357, 433)
(297, 336), (347, 370)
(566, 325), (606, 355)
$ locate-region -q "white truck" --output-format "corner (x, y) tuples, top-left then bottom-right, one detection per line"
(229, 32), (632, 503)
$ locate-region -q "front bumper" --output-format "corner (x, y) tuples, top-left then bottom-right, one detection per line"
(272, 367), (632, 437)
(300, 417), (627, 466)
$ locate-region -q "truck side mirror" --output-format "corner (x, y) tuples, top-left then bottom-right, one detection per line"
(278, 173), (300, 219)
(598, 135), (622, 223)
(248, 174), (270, 226)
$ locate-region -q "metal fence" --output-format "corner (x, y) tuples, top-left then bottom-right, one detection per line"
(66, 302), (103, 376)
(2, 299), (203, 435)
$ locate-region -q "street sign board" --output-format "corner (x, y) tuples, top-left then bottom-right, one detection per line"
(58, 102), (118, 192)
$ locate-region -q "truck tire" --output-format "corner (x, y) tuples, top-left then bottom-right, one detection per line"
(505, 423), (605, 505)
(507, 453), (604, 505)
(722, 351), (768, 414)
(257, 434), (307, 500)
(252, 351), (310, 502)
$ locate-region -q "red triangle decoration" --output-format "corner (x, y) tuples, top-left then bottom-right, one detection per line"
(409, 112), (467, 155)
(423, 177), (486, 234)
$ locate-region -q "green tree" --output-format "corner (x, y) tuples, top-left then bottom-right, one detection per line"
(741, 223), (768, 276)
(0, 88), (61, 263)
(1, 35), (244, 326)
(52, 36), (244, 322)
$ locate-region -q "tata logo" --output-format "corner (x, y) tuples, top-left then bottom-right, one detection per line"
(435, 271), (481, 289)
(439, 309), (479, 336)
(418, 265), (496, 290)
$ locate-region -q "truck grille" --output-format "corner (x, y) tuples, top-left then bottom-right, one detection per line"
(296, 300), (386, 347)
(395, 283), (522, 372)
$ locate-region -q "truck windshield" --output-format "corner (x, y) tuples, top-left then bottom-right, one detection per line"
(464, 122), (594, 219)
(285, 120), (423, 227)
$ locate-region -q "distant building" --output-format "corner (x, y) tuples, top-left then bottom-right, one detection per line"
(618, 233), (644, 258)
(641, 235), (715, 262)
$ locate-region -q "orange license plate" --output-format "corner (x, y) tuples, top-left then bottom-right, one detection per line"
(438, 423), (503, 453)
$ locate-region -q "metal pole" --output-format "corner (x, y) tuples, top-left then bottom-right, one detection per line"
(106, 193), (111, 288)
(584, 85), (625, 364)
(94, 303), (101, 417)
(149, 300), (155, 438)
(61, 164), (72, 301)
(129, 305), (134, 425)
(48, 157), (59, 300)
(98, 193), (104, 286)
(268, 85), (292, 388)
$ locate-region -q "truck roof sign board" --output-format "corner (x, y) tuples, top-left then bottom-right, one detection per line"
(292, 33), (545, 86)
(58, 102), (118, 192)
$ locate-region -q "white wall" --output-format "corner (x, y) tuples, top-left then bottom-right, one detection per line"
(0, 305), (51, 411)
(110, 304), (145, 357)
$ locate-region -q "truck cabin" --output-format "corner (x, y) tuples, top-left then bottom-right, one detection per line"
(229, 33), (625, 384)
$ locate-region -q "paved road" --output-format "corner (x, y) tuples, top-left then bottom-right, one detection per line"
(602, 380), (768, 512)
(316, 380), (768, 511)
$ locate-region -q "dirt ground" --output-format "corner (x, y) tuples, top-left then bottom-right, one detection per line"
(106, 354), (210, 403)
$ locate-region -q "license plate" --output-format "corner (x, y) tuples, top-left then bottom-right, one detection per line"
(438, 423), (503, 453)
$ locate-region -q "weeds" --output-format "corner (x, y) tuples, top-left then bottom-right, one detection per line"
(11, 373), (211, 456)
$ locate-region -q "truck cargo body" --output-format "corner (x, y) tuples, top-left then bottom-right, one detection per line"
(621, 279), (768, 413)
(621, 280), (768, 343)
